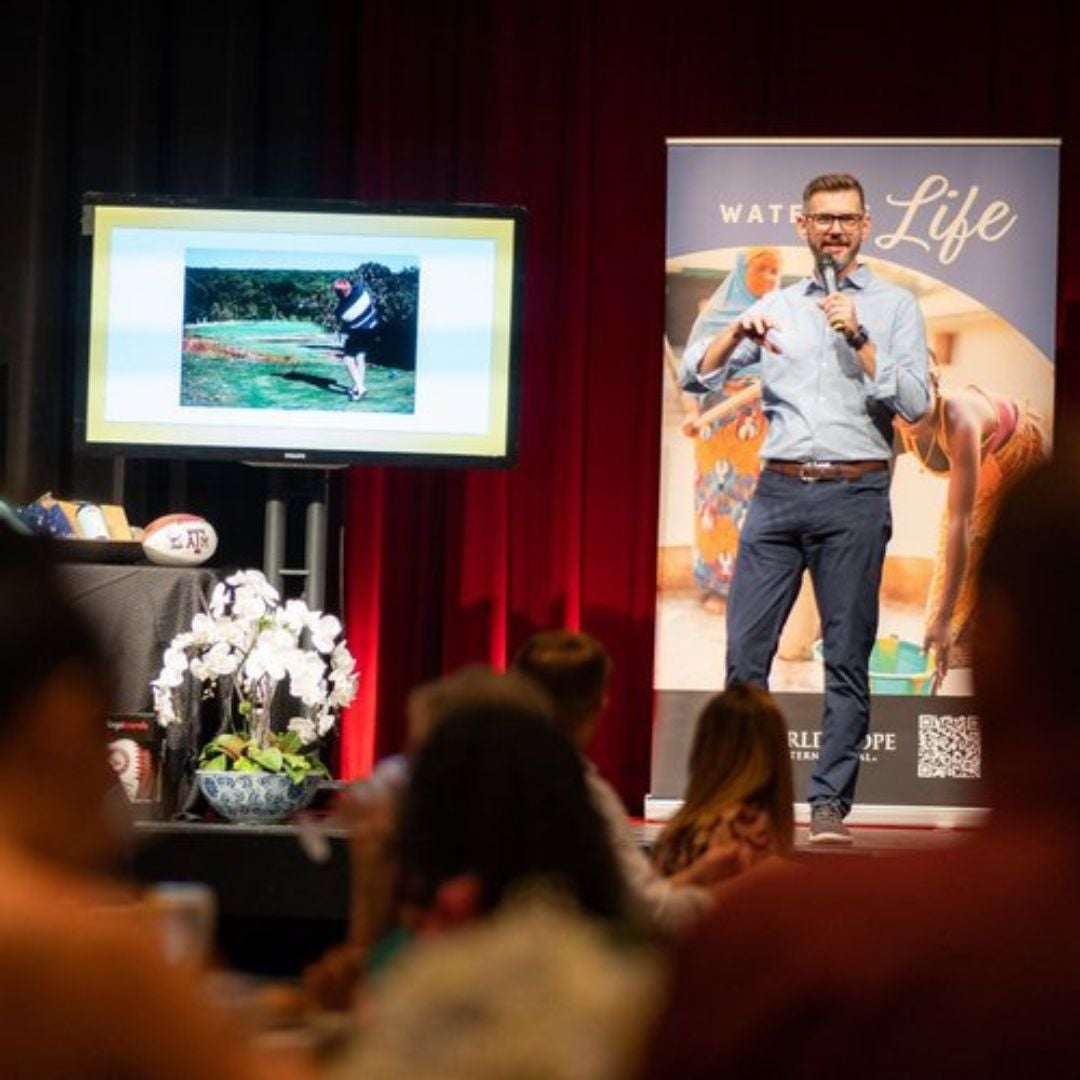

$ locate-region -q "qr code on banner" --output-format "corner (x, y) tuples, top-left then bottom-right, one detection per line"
(917, 714), (981, 779)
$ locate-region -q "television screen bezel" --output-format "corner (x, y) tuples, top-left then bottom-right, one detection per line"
(75, 191), (526, 469)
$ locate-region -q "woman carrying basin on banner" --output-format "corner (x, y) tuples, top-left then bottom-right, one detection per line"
(677, 248), (779, 612)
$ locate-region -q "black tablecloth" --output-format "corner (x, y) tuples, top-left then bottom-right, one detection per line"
(59, 563), (218, 712)
(59, 563), (219, 814)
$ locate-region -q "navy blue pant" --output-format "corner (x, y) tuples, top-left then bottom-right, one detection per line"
(725, 468), (892, 814)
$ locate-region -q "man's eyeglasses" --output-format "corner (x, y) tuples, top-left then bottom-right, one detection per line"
(804, 212), (864, 231)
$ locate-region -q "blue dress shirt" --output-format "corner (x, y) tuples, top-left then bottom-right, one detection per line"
(681, 264), (930, 463)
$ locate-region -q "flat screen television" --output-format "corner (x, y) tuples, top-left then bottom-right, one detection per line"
(77, 193), (524, 467)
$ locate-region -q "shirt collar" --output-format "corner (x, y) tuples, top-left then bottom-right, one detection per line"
(802, 261), (871, 294)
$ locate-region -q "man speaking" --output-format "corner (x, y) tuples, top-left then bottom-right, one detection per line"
(681, 173), (930, 843)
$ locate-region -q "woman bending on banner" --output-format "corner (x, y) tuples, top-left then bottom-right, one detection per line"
(652, 684), (794, 879)
(894, 351), (1048, 683)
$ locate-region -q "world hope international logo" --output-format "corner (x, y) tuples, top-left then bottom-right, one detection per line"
(788, 728), (898, 765)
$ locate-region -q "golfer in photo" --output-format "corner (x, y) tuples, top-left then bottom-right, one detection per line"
(333, 275), (380, 401)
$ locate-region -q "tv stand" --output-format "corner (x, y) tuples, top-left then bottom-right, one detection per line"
(249, 465), (343, 611)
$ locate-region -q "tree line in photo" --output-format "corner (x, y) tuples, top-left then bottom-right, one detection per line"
(184, 262), (420, 369)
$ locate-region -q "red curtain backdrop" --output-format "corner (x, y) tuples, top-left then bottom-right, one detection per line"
(326, 1), (1080, 810)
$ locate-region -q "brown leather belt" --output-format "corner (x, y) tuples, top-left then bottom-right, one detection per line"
(764, 459), (889, 482)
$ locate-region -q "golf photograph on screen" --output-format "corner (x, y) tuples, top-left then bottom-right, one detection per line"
(181, 251), (420, 413)
(82, 197), (523, 465)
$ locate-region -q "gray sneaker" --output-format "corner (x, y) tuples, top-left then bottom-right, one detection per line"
(809, 802), (853, 845)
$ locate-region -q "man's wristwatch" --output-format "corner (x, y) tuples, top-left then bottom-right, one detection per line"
(845, 324), (870, 350)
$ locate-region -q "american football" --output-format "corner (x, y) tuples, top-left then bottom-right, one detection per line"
(142, 513), (218, 566)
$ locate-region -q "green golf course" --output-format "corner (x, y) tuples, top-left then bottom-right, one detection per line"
(180, 321), (415, 412)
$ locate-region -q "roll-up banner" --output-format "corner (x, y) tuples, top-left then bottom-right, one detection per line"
(654, 139), (1059, 825)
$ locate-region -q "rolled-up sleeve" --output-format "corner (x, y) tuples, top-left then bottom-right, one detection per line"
(679, 326), (761, 395)
(870, 291), (930, 422)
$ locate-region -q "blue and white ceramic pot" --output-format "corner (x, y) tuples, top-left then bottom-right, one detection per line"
(196, 770), (319, 824)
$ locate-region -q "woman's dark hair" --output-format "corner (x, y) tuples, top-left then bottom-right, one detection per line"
(0, 527), (104, 740)
(394, 667), (625, 921)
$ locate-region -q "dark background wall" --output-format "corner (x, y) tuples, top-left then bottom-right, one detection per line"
(0, 1), (333, 568)
(3, 0), (1078, 806)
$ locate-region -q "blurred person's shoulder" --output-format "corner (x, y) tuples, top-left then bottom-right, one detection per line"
(0, 839), (158, 994)
(333, 892), (664, 1080)
(0, 845), (314, 1079)
(0, 843), (156, 1069)
(0, 838), (124, 929)
(654, 834), (1080, 1072)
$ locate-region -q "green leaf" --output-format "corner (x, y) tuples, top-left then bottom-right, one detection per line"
(200, 754), (229, 772)
(278, 731), (302, 754)
(249, 746), (283, 772)
(233, 756), (261, 772)
(206, 733), (248, 759)
(284, 764), (308, 784)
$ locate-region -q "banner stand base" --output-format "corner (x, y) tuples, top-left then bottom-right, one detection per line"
(643, 796), (989, 830)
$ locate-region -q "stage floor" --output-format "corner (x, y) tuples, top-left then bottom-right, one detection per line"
(633, 819), (977, 858)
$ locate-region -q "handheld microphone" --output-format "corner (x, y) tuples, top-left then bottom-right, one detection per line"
(818, 253), (844, 334)
(818, 253), (838, 295)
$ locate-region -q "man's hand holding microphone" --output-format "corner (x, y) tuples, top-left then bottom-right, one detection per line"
(817, 252), (873, 369)
(817, 253), (858, 338)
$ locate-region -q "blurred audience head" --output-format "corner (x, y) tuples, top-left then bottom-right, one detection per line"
(394, 665), (625, 929)
(513, 630), (612, 750)
(653, 684), (794, 874)
(403, 666), (484, 754)
(0, 526), (118, 872)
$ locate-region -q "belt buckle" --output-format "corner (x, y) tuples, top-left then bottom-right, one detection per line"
(799, 461), (829, 482)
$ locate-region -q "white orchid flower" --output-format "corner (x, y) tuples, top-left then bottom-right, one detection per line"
(287, 649), (325, 683)
(260, 625), (296, 652)
(328, 676), (358, 708)
(187, 612), (218, 645)
(227, 570), (280, 604)
(288, 653), (328, 707)
(156, 567), (357, 753)
(216, 618), (252, 650)
(328, 653), (359, 707)
(287, 716), (318, 745)
(208, 589), (227, 618)
(154, 647), (188, 689)
(329, 656), (356, 681)
(164, 645), (189, 672)
(310, 613), (343, 654)
(232, 586), (270, 623)
(278, 599), (310, 635)
(152, 683), (178, 727)
(189, 640), (233, 682)
(330, 642), (356, 675)
(245, 641), (289, 683)
(316, 706), (336, 737)
(298, 685), (325, 709)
